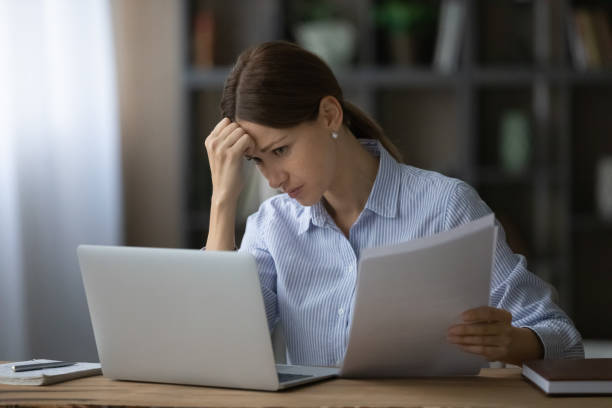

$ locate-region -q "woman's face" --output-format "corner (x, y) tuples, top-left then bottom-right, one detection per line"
(238, 117), (337, 206)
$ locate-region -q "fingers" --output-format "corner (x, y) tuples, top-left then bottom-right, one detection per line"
(212, 117), (231, 136)
(447, 334), (511, 347)
(229, 133), (254, 156)
(205, 118), (252, 157)
(205, 118), (232, 152)
(447, 309), (515, 362)
(448, 322), (509, 336)
(461, 306), (512, 324)
(218, 125), (249, 152)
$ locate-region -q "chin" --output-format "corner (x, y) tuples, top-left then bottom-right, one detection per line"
(295, 193), (320, 207)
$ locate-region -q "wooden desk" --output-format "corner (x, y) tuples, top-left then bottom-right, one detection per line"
(1, 368), (611, 408)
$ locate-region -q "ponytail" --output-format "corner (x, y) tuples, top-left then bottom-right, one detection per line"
(343, 101), (404, 163)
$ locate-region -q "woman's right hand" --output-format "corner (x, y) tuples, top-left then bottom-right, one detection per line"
(204, 117), (254, 206)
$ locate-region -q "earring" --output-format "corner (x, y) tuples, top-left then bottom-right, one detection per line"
(331, 131), (339, 139)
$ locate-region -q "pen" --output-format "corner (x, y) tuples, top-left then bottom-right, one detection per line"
(12, 361), (77, 372)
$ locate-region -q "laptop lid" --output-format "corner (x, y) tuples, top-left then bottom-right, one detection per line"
(77, 245), (281, 391)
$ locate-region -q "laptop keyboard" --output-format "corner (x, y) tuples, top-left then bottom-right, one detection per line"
(277, 373), (313, 383)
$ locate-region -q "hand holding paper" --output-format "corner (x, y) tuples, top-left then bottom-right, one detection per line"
(447, 306), (544, 365)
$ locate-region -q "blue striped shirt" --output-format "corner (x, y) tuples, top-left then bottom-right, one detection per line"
(239, 139), (584, 366)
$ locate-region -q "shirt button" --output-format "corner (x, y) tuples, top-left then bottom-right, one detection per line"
(338, 307), (345, 316)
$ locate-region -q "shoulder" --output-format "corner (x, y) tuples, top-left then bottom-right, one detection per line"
(394, 163), (489, 228)
(396, 163), (463, 203)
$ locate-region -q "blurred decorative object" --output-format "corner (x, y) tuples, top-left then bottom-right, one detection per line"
(374, 0), (437, 65)
(293, 1), (356, 69)
(433, 0), (465, 73)
(568, 8), (612, 71)
(192, 7), (215, 68)
(294, 20), (356, 69)
(596, 156), (612, 220)
(499, 110), (531, 175)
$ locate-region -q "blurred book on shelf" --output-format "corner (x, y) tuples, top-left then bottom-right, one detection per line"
(568, 8), (612, 71)
(192, 5), (215, 68)
(433, 0), (465, 73)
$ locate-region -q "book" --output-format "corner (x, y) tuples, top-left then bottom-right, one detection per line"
(568, 10), (589, 70)
(522, 359), (612, 395)
(576, 9), (602, 69)
(0, 359), (101, 386)
(592, 9), (612, 69)
(433, 0), (466, 73)
(192, 8), (215, 68)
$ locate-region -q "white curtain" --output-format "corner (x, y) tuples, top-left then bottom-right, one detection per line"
(0, 0), (121, 361)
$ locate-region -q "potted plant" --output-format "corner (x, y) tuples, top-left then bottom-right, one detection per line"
(292, 1), (357, 70)
(374, 0), (437, 65)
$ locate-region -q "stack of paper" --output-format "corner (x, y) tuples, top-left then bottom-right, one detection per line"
(340, 214), (498, 377)
(0, 360), (101, 385)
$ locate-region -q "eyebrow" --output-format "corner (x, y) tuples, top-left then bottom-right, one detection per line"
(259, 134), (289, 153)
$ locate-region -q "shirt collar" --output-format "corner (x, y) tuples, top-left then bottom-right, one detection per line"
(297, 139), (401, 235)
(363, 139), (401, 218)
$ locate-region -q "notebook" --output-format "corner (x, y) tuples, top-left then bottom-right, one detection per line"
(0, 360), (101, 386)
(522, 359), (612, 395)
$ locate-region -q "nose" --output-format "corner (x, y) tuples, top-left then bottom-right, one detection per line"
(263, 167), (288, 191)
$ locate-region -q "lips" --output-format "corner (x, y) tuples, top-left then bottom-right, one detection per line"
(288, 185), (303, 199)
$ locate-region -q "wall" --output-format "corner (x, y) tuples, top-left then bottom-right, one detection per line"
(111, 0), (184, 248)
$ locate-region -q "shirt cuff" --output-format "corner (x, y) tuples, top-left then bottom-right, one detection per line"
(523, 325), (584, 359)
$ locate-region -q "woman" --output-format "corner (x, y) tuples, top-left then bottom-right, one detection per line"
(204, 41), (583, 367)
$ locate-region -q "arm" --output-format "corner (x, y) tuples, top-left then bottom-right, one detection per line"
(444, 182), (583, 363)
(204, 118), (254, 251)
(239, 208), (279, 332)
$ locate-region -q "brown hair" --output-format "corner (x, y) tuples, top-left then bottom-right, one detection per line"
(220, 41), (403, 162)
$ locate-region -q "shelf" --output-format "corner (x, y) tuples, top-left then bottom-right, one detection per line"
(185, 67), (230, 89)
(474, 167), (568, 186)
(185, 66), (461, 90)
(572, 214), (612, 231)
(568, 71), (612, 85)
(181, 0), (612, 328)
(474, 168), (534, 185)
(185, 66), (612, 90)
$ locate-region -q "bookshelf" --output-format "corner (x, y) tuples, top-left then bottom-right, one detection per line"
(181, 0), (612, 339)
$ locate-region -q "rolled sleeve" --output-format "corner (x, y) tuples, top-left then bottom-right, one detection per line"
(444, 181), (584, 359)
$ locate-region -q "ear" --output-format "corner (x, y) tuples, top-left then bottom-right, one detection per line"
(317, 96), (343, 132)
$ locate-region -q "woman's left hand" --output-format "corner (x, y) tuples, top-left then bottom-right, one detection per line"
(446, 306), (543, 365)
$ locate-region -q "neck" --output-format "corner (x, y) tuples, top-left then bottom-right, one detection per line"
(323, 129), (379, 220)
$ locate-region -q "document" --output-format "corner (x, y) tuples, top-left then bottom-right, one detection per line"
(0, 360), (101, 385)
(340, 214), (498, 377)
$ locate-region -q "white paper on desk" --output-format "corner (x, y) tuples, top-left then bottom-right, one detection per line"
(340, 214), (498, 378)
(0, 359), (101, 385)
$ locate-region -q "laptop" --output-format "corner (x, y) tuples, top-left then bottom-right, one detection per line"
(77, 245), (339, 391)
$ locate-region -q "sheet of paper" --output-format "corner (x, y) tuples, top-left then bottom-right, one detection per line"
(0, 360), (101, 385)
(340, 214), (497, 377)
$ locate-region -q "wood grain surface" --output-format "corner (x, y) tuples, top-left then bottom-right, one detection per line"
(2, 366), (612, 408)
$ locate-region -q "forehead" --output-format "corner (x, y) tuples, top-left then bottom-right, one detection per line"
(237, 120), (298, 155)
(236, 120), (286, 145)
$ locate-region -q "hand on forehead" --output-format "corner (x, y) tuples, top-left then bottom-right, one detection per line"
(237, 120), (290, 156)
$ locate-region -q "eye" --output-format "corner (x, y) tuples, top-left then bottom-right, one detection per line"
(245, 156), (262, 165)
(273, 146), (288, 156)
